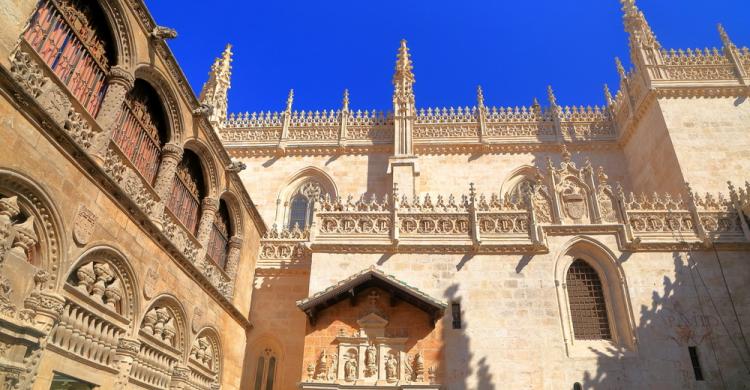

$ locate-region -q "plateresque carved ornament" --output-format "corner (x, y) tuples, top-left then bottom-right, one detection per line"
(73, 204), (97, 245)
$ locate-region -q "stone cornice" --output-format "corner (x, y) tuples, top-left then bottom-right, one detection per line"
(0, 67), (252, 331)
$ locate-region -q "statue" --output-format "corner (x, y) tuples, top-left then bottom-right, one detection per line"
(386, 354), (398, 382)
(414, 352), (425, 381)
(315, 351), (328, 380)
(365, 344), (377, 376)
(344, 354), (357, 381)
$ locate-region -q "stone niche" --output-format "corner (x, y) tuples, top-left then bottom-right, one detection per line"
(298, 268), (444, 390)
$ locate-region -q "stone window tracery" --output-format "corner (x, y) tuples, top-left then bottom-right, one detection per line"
(22, 0), (115, 116)
(254, 349), (278, 390)
(111, 80), (167, 185)
(288, 182), (322, 229)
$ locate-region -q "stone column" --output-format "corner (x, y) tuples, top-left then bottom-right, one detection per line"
(113, 337), (141, 389)
(151, 143), (184, 226)
(224, 235), (242, 278)
(91, 66), (135, 164)
(196, 197), (219, 247)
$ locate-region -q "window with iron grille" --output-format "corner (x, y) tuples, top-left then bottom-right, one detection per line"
(111, 80), (165, 185)
(166, 151), (204, 235)
(23, 0), (115, 117)
(206, 201), (231, 269)
(566, 259), (611, 340)
(451, 302), (462, 329)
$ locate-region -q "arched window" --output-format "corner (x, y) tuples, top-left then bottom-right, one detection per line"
(566, 259), (611, 340)
(111, 80), (167, 185)
(288, 195), (310, 229)
(207, 200), (231, 268)
(166, 150), (205, 234)
(287, 182), (321, 229)
(23, 0), (115, 116)
(253, 351), (277, 390)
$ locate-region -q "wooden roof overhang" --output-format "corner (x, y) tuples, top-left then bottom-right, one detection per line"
(296, 266), (447, 327)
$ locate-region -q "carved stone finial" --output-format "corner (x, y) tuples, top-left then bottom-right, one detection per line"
(597, 166), (609, 186)
(532, 97), (541, 112)
(393, 39), (415, 88)
(476, 85), (484, 108)
(0, 196), (20, 218)
(717, 23), (735, 49)
(603, 84), (614, 106)
(199, 44), (233, 128)
(547, 85), (557, 108)
(615, 57), (627, 80)
(560, 144), (571, 163)
(286, 89), (294, 113)
(342, 89), (350, 112)
(620, 0), (659, 50)
(150, 26), (178, 40)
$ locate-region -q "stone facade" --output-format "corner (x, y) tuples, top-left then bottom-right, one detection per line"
(1, 0), (750, 390)
(0, 0), (263, 389)
(230, 1), (750, 389)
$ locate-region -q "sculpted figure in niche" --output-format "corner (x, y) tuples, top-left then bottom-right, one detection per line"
(386, 353), (398, 382)
(344, 351), (358, 381)
(365, 344), (377, 377)
(315, 350), (328, 380)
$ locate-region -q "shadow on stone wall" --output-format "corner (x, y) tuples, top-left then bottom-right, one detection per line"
(441, 283), (497, 389)
(579, 252), (750, 389)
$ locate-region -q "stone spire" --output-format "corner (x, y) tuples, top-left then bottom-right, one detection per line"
(199, 44), (233, 129)
(388, 39), (419, 199)
(620, 0), (664, 81)
(392, 39), (416, 156)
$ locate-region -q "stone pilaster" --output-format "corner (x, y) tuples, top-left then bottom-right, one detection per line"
(91, 66), (135, 164)
(113, 337), (141, 389)
(169, 365), (191, 389)
(13, 291), (63, 390)
(151, 143), (184, 226)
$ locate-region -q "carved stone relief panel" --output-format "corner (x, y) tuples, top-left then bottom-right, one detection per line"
(559, 178), (589, 224)
(72, 204), (97, 245)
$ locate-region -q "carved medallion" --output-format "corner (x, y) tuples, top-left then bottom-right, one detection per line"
(73, 204), (97, 245)
(143, 267), (158, 300)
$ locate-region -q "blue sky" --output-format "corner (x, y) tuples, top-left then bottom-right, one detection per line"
(144, 1), (748, 113)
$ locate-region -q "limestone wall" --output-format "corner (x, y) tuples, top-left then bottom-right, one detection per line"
(660, 96), (750, 194)
(301, 236), (750, 389)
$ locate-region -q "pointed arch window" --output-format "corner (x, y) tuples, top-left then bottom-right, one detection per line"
(166, 151), (205, 234)
(23, 0), (115, 116)
(111, 80), (166, 185)
(206, 200), (231, 268)
(566, 259), (611, 340)
(253, 351), (277, 390)
(287, 182), (321, 229)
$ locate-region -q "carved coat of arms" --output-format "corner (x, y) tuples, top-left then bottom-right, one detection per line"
(73, 205), (97, 245)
